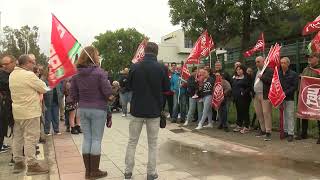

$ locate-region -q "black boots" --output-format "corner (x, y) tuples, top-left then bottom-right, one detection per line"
(70, 125), (82, 134)
(75, 125), (82, 133)
(82, 154), (108, 179)
(82, 154), (90, 179)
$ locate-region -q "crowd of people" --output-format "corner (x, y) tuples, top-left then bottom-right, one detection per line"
(161, 53), (320, 144)
(0, 42), (319, 179)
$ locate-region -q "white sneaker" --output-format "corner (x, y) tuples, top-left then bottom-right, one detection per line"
(122, 114), (126, 117)
(203, 123), (213, 128)
(192, 94), (199, 99)
(183, 121), (189, 126)
(195, 125), (203, 130)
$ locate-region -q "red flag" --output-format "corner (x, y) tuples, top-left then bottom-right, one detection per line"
(181, 64), (190, 81)
(296, 76), (320, 120)
(49, 15), (77, 88)
(268, 66), (286, 107)
(211, 75), (224, 110)
(311, 31), (320, 53)
(243, 32), (265, 58)
(267, 43), (281, 69)
(302, 15), (320, 35)
(132, 39), (148, 64)
(186, 30), (214, 64)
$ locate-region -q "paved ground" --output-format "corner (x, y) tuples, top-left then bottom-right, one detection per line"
(1, 113), (320, 180)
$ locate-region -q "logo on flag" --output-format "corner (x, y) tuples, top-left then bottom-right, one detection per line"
(266, 43), (281, 69)
(268, 66), (286, 107)
(211, 75), (224, 110)
(243, 32), (265, 58)
(302, 15), (320, 35)
(132, 39), (148, 64)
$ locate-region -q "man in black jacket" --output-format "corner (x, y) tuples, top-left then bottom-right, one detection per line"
(119, 68), (131, 117)
(0, 55), (16, 153)
(279, 57), (298, 142)
(124, 42), (170, 180)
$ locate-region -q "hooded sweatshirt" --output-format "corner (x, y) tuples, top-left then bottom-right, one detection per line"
(70, 65), (112, 111)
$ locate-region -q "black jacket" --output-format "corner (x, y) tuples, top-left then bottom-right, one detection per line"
(186, 75), (197, 97)
(279, 69), (298, 101)
(260, 67), (274, 100)
(0, 70), (14, 137)
(232, 76), (252, 100)
(119, 74), (130, 93)
(128, 54), (170, 118)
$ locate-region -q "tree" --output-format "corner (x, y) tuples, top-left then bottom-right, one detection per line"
(0, 25), (48, 65)
(93, 28), (146, 74)
(168, 0), (298, 60)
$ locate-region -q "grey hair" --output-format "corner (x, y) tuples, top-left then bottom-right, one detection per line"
(281, 57), (290, 64)
(255, 56), (264, 62)
(18, 54), (31, 66)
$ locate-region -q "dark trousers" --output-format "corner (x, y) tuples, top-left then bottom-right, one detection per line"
(218, 101), (228, 127)
(0, 135), (4, 150)
(235, 97), (251, 128)
(300, 119), (320, 137)
(163, 94), (173, 117)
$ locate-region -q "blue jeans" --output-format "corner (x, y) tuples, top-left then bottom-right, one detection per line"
(218, 100), (228, 127)
(44, 104), (60, 133)
(186, 97), (203, 122)
(173, 93), (187, 120)
(79, 108), (107, 155)
(120, 92), (132, 114)
(198, 95), (213, 126)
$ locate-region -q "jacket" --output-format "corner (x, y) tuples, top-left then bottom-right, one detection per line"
(279, 69), (299, 101)
(0, 69), (14, 137)
(119, 74), (130, 93)
(170, 72), (186, 94)
(301, 64), (320, 78)
(260, 67), (274, 99)
(128, 53), (170, 118)
(186, 75), (197, 97)
(232, 76), (252, 100)
(200, 77), (215, 97)
(44, 80), (63, 107)
(70, 65), (112, 111)
(9, 67), (48, 120)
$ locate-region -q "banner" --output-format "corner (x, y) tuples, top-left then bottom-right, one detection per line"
(181, 64), (190, 82)
(267, 43), (281, 69)
(243, 32), (265, 58)
(302, 15), (320, 36)
(132, 39), (148, 64)
(186, 30), (214, 64)
(268, 66), (286, 107)
(311, 31), (320, 53)
(49, 14), (77, 88)
(297, 76), (320, 120)
(211, 75), (224, 110)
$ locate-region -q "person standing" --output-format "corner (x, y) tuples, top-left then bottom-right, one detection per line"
(171, 67), (187, 123)
(232, 65), (252, 134)
(279, 57), (298, 142)
(0, 55), (16, 153)
(296, 52), (320, 144)
(9, 54), (49, 175)
(195, 68), (215, 130)
(217, 73), (232, 132)
(254, 56), (274, 141)
(70, 46), (112, 179)
(119, 68), (132, 117)
(124, 42), (169, 180)
(184, 67), (203, 126)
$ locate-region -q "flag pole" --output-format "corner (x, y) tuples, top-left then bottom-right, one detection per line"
(79, 44), (97, 65)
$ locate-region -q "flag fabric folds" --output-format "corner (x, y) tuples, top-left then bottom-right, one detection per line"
(243, 33), (265, 58)
(132, 39), (148, 64)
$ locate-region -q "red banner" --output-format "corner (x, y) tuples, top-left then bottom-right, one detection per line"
(268, 66), (286, 107)
(267, 43), (281, 69)
(132, 39), (148, 64)
(186, 30), (214, 64)
(211, 75), (224, 110)
(243, 32), (265, 58)
(181, 64), (190, 82)
(49, 15), (77, 88)
(311, 31), (320, 53)
(302, 16), (320, 36)
(297, 76), (320, 120)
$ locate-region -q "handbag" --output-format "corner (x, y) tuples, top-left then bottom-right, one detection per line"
(140, 63), (166, 128)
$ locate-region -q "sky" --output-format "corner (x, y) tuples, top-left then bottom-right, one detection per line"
(0, 0), (180, 55)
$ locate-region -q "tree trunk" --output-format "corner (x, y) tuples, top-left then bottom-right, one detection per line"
(240, 0), (252, 62)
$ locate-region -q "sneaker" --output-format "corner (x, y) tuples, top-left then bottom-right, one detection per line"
(287, 135), (294, 142)
(171, 119), (177, 123)
(240, 127), (250, 134)
(195, 125), (203, 130)
(0, 148), (8, 154)
(192, 94), (199, 99)
(255, 131), (266, 137)
(54, 131), (61, 135)
(217, 124), (223, 129)
(203, 123), (213, 128)
(147, 173), (159, 180)
(264, 133), (272, 141)
(9, 159), (15, 166)
(71, 127), (79, 134)
(122, 114), (126, 117)
(26, 163), (49, 175)
(124, 172), (132, 180)
(39, 138), (46, 144)
(295, 135), (308, 140)
(45, 133), (52, 136)
(233, 126), (242, 132)
(13, 161), (26, 174)
(66, 127), (70, 132)
(2, 144), (10, 150)
(183, 121), (189, 126)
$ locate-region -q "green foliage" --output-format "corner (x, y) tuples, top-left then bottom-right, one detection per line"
(0, 25), (48, 65)
(92, 28), (146, 74)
